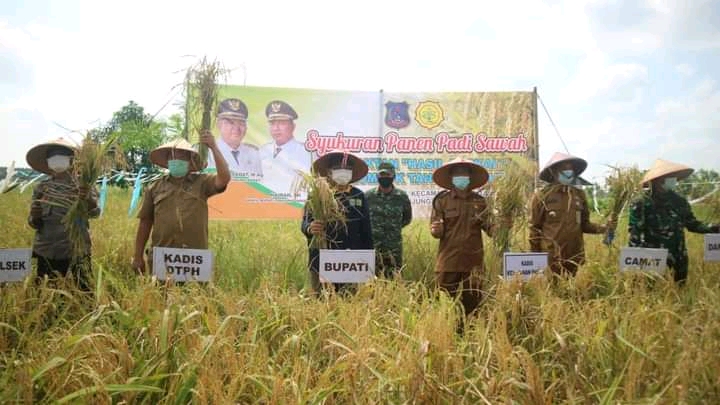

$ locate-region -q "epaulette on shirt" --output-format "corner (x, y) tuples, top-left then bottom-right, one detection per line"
(244, 143), (259, 150)
(432, 190), (450, 210)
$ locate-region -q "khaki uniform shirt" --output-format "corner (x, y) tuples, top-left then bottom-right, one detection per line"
(431, 189), (494, 273)
(138, 174), (222, 249)
(529, 184), (603, 266)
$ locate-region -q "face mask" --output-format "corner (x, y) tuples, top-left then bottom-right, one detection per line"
(663, 177), (678, 191)
(331, 168), (353, 185)
(378, 177), (393, 188)
(558, 169), (575, 185)
(168, 159), (189, 177)
(452, 176), (470, 190)
(47, 155), (71, 173)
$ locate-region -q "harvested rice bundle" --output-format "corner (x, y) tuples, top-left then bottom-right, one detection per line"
(292, 169), (346, 249)
(486, 157), (536, 252)
(603, 165), (643, 245)
(184, 57), (228, 163)
(64, 132), (124, 258)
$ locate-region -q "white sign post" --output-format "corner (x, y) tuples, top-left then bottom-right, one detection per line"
(703, 234), (720, 262)
(319, 249), (375, 283)
(619, 247), (668, 273)
(0, 249), (33, 283)
(503, 252), (549, 281)
(152, 247), (214, 282)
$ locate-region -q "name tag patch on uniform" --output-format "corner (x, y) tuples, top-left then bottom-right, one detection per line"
(445, 208), (459, 218)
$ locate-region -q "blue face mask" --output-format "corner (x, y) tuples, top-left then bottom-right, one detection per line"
(168, 159), (189, 177)
(558, 169), (575, 185)
(452, 176), (470, 190)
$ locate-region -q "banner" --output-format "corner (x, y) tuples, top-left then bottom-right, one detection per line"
(191, 86), (538, 219)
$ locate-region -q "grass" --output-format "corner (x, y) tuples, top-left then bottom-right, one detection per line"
(1, 188), (720, 403)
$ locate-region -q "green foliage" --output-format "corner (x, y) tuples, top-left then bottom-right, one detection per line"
(1, 190), (720, 403)
(678, 169), (720, 200)
(91, 101), (170, 173)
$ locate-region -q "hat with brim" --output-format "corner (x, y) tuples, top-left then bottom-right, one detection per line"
(25, 138), (78, 175)
(150, 138), (206, 170)
(641, 159), (693, 185)
(432, 157), (489, 190)
(539, 152), (588, 183)
(312, 151), (368, 183)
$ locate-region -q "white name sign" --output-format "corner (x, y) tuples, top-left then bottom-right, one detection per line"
(619, 247), (668, 273)
(319, 249), (375, 283)
(152, 247), (213, 282)
(0, 249), (32, 282)
(704, 234), (720, 262)
(503, 252), (548, 280)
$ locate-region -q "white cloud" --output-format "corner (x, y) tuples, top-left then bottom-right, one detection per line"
(675, 63), (695, 77)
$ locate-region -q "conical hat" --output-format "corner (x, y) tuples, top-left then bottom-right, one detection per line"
(150, 138), (205, 170)
(432, 157), (489, 190)
(25, 138), (78, 175)
(539, 152), (588, 182)
(312, 151), (368, 183)
(641, 159), (693, 184)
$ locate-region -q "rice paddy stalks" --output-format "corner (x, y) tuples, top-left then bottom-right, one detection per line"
(603, 165), (644, 245)
(184, 57), (228, 163)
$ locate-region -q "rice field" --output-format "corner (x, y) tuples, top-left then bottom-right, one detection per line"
(1, 188), (719, 404)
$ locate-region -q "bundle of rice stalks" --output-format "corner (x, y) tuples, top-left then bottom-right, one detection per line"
(485, 157), (537, 252)
(603, 165), (644, 245)
(64, 132), (125, 258)
(292, 169), (346, 249)
(184, 56), (228, 163)
(0, 160), (20, 194)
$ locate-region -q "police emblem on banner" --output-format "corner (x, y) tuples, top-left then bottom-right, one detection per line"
(384, 101), (411, 129)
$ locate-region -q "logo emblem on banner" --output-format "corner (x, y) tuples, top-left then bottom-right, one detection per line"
(415, 101), (445, 129)
(384, 101), (411, 129)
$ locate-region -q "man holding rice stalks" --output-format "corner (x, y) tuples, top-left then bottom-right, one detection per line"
(301, 151), (373, 295)
(26, 138), (99, 291)
(132, 133), (230, 273)
(365, 161), (412, 279)
(529, 152), (611, 276)
(430, 158), (502, 319)
(629, 159), (719, 284)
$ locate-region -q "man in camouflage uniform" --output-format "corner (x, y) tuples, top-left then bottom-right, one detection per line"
(365, 162), (412, 278)
(628, 159), (719, 284)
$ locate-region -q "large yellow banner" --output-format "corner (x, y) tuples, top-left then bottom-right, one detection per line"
(190, 86), (538, 219)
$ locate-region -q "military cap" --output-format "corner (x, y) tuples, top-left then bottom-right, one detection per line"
(217, 98), (248, 121)
(378, 162), (396, 175)
(266, 100), (298, 121)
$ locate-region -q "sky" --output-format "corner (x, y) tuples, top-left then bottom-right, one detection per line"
(1, 0), (719, 183)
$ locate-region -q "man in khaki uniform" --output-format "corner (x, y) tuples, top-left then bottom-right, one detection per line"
(529, 152), (610, 276)
(132, 132), (230, 273)
(430, 158), (500, 319)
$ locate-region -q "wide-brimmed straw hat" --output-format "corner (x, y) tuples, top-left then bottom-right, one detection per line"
(312, 151), (368, 183)
(150, 138), (206, 170)
(432, 157), (489, 190)
(641, 159), (693, 185)
(25, 138), (78, 175)
(539, 152), (588, 183)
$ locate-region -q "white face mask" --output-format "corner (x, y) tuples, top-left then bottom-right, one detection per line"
(47, 155), (71, 173)
(663, 177), (678, 191)
(331, 168), (353, 185)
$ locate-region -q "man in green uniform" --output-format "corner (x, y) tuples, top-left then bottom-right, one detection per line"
(132, 132), (231, 274)
(365, 161), (412, 278)
(530, 152), (611, 276)
(628, 159), (719, 284)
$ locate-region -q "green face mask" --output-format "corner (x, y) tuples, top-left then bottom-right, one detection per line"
(168, 159), (189, 177)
